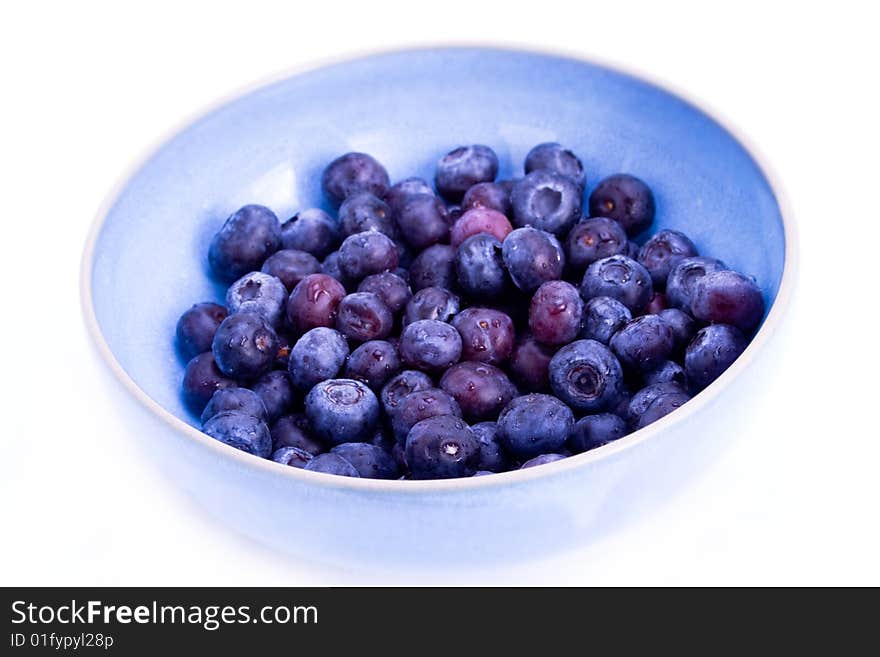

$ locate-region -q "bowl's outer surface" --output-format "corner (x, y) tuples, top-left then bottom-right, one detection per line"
(86, 48), (790, 565)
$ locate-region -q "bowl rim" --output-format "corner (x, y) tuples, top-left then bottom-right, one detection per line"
(80, 43), (799, 493)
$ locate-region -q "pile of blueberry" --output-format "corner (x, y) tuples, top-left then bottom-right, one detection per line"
(177, 144), (764, 480)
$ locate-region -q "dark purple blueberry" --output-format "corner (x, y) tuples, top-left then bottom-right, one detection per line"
(200, 387), (267, 424)
(380, 370), (434, 416)
(403, 286), (460, 325)
(691, 270), (765, 332)
(212, 312), (278, 380)
(270, 413), (325, 454)
(337, 231), (399, 282)
(399, 319), (462, 374)
(395, 193), (450, 250)
(405, 415), (479, 479)
(345, 340), (401, 390)
(497, 393), (574, 459)
(208, 204), (281, 282)
(176, 302), (227, 361)
(336, 292), (394, 342)
(580, 255), (653, 313)
(659, 308), (696, 352)
(588, 174), (655, 237)
(633, 390), (691, 430)
(439, 361), (517, 421)
(357, 272), (412, 316)
(338, 192), (398, 239)
(548, 339), (624, 412)
(643, 360), (689, 389)
(285, 273), (346, 333)
(369, 426), (396, 453)
(524, 142), (586, 189)
(637, 229), (699, 289)
(665, 256), (727, 312)
(461, 182), (512, 216)
(319, 250), (348, 285)
(409, 244), (456, 291)
(625, 382), (686, 427)
(225, 271), (287, 327)
(434, 145), (499, 202)
(304, 378), (380, 445)
(390, 388), (462, 444)
(685, 324), (748, 390)
(471, 422), (509, 473)
(643, 292), (668, 315)
(509, 334), (556, 391)
(288, 327), (349, 391)
(609, 315), (675, 372)
(331, 442), (399, 479)
(450, 208), (513, 247)
(529, 280), (583, 346)
(304, 452), (360, 477)
(581, 296), (632, 344)
(281, 208), (339, 259)
(451, 307), (515, 366)
(454, 233), (510, 300)
(321, 152), (390, 207)
(510, 169), (582, 236)
(271, 446), (314, 468)
(384, 177), (434, 216)
(202, 411), (272, 458)
(569, 413), (628, 453)
(181, 352), (236, 413)
(394, 240), (415, 269)
(249, 370), (295, 422)
(501, 227), (565, 293)
(260, 249), (321, 292)
(520, 453), (567, 468)
(564, 217), (628, 275)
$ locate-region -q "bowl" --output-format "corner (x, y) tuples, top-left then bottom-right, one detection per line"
(82, 46), (795, 566)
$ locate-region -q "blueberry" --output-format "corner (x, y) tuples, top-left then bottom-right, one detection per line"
(225, 271), (287, 327)
(691, 270), (765, 332)
(380, 370), (434, 416)
(580, 255), (653, 313)
(510, 169), (582, 236)
(659, 308), (696, 352)
(304, 453), (361, 477)
(270, 413), (325, 454)
(336, 292), (394, 342)
(331, 442), (399, 479)
(625, 382), (686, 427)
(568, 413), (628, 453)
(271, 446), (314, 468)
(454, 233), (510, 299)
(461, 182), (512, 216)
(260, 249), (321, 291)
(450, 307), (515, 365)
(564, 217), (628, 275)
(212, 312), (278, 380)
(643, 360), (689, 389)
(345, 340), (401, 389)
(625, 240), (640, 260)
(208, 205), (281, 282)
(337, 231), (399, 282)
(439, 361), (517, 421)
(321, 152), (390, 207)
(633, 390), (691, 430)
(403, 286), (460, 325)
(304, 378), (380, 445)
(548, 339), (624, 412)
(176, 302), (227, 361)
(609, 315), (675, 371)
(384, 177), (434, 216)
(319, 250), (348, 286)
(450, 208), (513, 247)
(434, 145), (499, 202)
(202, 412), (272, 458)
(588, 174), (655, 237)
(471, 421), (509, 473)
(409, 244), (456, 291)
(501, 227), (565, 293)
(200, 386), (268, 424)
(181, 352), (236, 413)
(249, 370), (295, 423)
(285, 273), (346, 333)
(637, 229), (699, 288)
(520, 453), (567, 468)
(390, 387), (462, 444)
(684, 324), (748, 390)
(357, 272), (412, 316)
(399, 319), (462, 374)
(665, 256), (727, 312)
(288, 327), (349, 392)
(405, 415), (479, 479)
(524, 142), (586, 189)
(395, 194), (450, 250)
(369, 426), (396, 453)
(280, 208), (340, 259)
(497, 393), (574, 458)
(643, 292), (668, 315)
(509, 334), (556, 391)
(529, 280), (583, 346)
(581, 296), (632, 344)
(338, 192), (398, 239)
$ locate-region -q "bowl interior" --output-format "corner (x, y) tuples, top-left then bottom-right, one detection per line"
(88, 47), (786, 429)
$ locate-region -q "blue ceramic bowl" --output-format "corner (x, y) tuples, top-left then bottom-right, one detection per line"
(82, 47), (795, 566)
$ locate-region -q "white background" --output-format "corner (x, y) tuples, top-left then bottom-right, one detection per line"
(1, 1), (878, 585)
